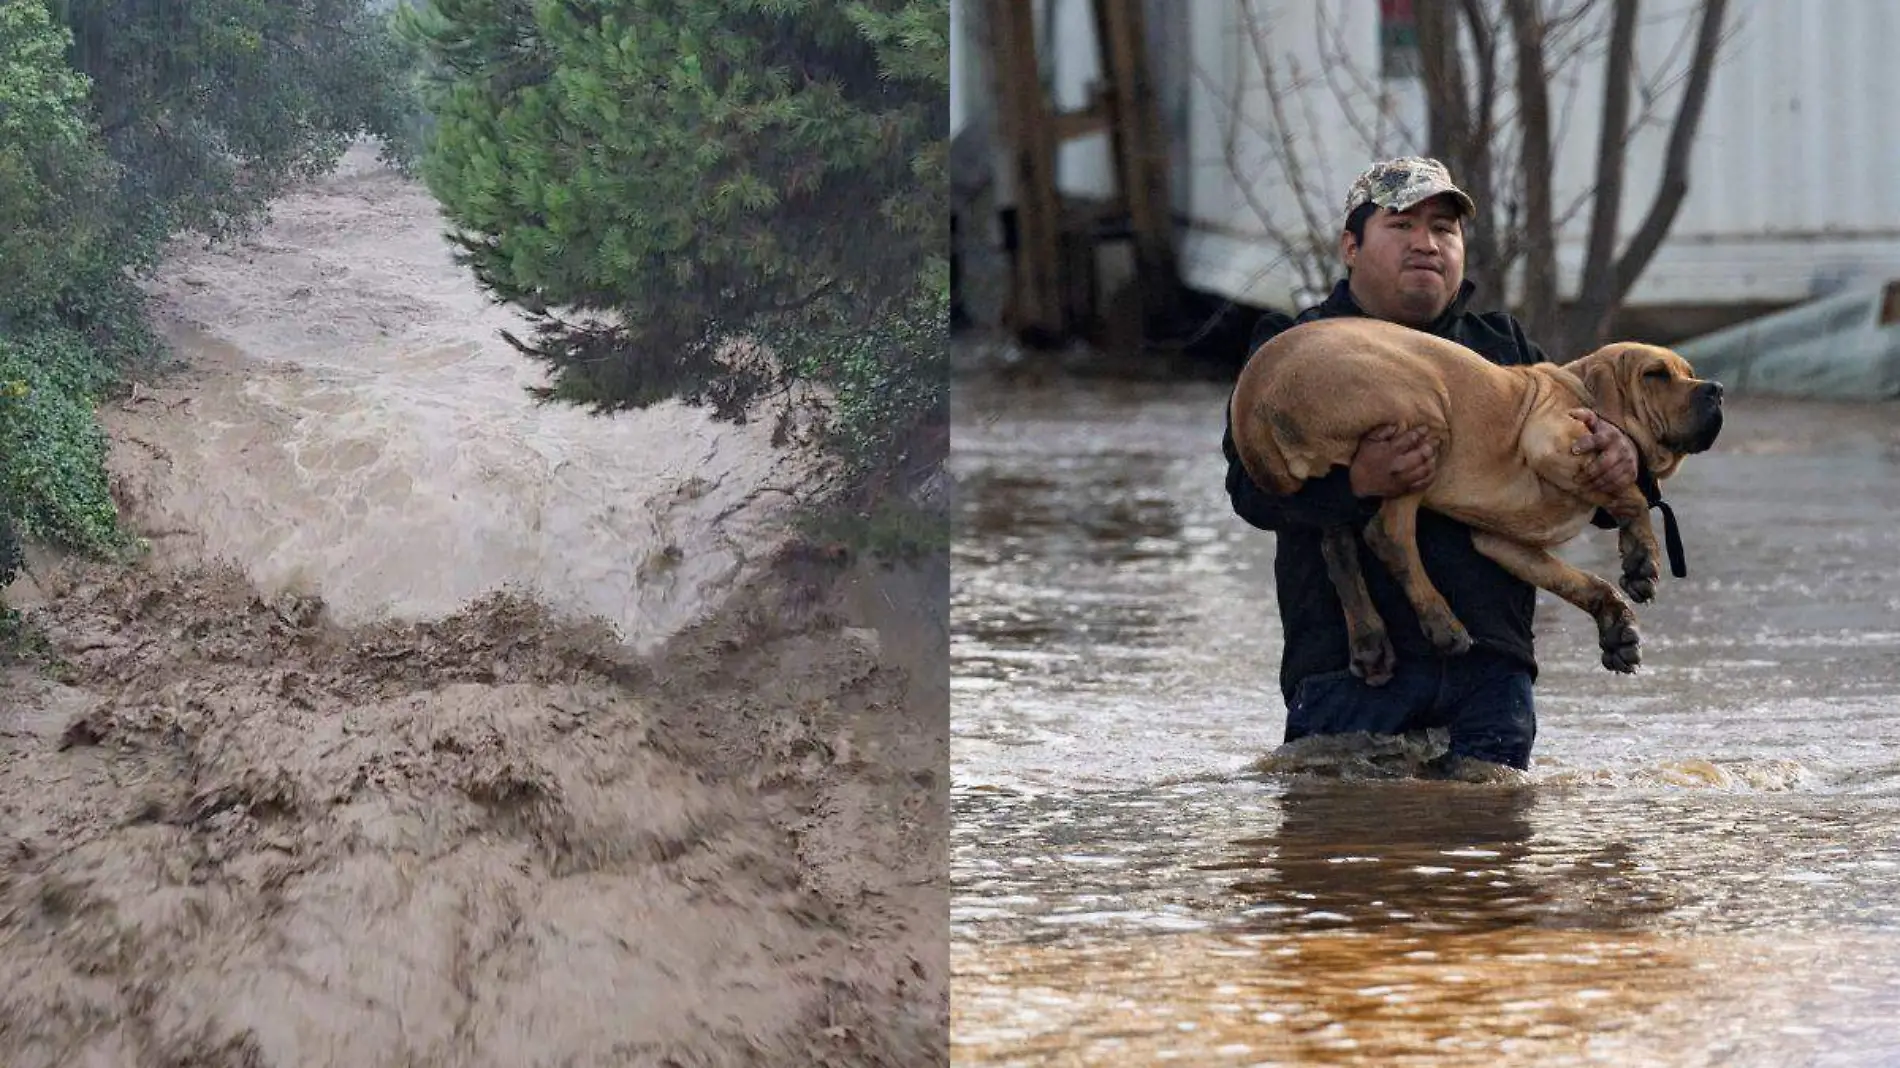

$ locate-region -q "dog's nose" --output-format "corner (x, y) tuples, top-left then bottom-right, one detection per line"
(1700, 380), (1725, 402)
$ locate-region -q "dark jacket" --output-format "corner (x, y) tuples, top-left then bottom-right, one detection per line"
(1221, 279), (1615, 703)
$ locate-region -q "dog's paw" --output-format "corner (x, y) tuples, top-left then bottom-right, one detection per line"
(1620, 554), (1659, 604)
(1349, 629), (1397, 688)
(1620, 570), (1656, 604)
(1598, 614), (1641, 673)
(1421, 607), (1473, 657)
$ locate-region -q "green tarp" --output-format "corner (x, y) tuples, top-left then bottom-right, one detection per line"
(1673, 283), (1900, 400)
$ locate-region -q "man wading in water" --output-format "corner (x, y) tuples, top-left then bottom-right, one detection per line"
(1219, 157), (1640, 772)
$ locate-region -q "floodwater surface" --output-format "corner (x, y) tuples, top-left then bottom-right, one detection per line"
(951, 374), (1900, 1066)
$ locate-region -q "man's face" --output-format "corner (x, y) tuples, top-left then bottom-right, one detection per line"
(1340, 196), (1467, 327)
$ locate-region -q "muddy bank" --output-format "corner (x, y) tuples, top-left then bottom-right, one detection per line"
(1, 551), (946, 1066)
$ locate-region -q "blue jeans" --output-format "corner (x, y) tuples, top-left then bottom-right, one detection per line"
(1284, 650), (1537, 770)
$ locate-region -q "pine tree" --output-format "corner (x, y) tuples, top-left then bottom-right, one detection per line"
(404, 0), (947, 475)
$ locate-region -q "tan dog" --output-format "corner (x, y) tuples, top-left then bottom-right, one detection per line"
(1229, 317), (1725, 684)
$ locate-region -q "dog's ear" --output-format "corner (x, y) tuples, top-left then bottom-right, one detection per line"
(1570, 348), (1630, 429)
(1577, 343), (1686, 475)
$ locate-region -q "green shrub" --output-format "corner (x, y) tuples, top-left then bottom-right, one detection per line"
(1, 0), (427, 599)
(0, 328), (125, 564)
(0, 0), (124, 591)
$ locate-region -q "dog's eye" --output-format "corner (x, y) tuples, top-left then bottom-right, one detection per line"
(1643, 368), (1672, 381)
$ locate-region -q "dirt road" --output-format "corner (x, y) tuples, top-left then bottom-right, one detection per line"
(0, 145), (946, 1067)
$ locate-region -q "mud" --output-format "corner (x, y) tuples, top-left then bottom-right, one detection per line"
(1, 553), (945, 1067)
(1, 142), (946, 1066)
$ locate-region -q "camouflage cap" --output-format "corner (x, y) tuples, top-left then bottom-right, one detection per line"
(1342, 156), (1476, 227)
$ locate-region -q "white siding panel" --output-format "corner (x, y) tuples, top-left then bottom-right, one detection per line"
(1542, 0), (1900, 302)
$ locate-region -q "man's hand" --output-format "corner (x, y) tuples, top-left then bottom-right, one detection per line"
(1569, 408), (1639, 499)
(1350, 425), (1437, 498)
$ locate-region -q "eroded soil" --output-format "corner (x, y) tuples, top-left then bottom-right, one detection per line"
(2, 552), (946, 1067)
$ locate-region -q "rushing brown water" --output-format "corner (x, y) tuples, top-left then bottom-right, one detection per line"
(951, 373), (1900, 1066)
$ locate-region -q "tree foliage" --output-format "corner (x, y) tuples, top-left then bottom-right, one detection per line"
(404, 0), (947, 480)
(0, 0), (118, 326)
(3, 0), (424, 592)
(0, 0), (122, 587)
(54, 0), (423, 242)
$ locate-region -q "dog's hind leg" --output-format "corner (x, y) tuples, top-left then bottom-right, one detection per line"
(1320, 525), (1396, 686)
(1363, 494), (1473, 657)
(1469, 531), (1640, 673)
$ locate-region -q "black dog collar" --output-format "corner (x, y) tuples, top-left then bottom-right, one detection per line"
(1635, 465), (1689, 579)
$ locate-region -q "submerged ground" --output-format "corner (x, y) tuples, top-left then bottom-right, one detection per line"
(951, 365), (1900, 1066)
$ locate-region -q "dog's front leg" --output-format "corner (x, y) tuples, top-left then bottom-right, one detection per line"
(1362, 495), (1472, 657)
(1470, 531), (1641, 674)
(1320, 525), (1396, 686)
(1604, 486), (1662, 604)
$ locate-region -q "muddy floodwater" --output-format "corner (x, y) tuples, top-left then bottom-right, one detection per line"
(1, 144), (943, 1068)
(951, 373), (1900, 1066)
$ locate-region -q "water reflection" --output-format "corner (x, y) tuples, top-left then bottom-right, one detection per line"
(954, 778), (1900, 1066)
(1213, 779), (1699, 941)
(961, 467), (1188, 562)
(953, 921), (1900, 1066)
(1216, 780), (1545, 933)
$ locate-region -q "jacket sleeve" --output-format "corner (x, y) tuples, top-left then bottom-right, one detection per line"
(1511, 318), (1623, 531)
(1223, 309), (1379, 531)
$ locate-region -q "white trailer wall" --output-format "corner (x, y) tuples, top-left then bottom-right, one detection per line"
(976, 0), (1900, 315)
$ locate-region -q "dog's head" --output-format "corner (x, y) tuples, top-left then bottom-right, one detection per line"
(1565, 342), (1724, 480)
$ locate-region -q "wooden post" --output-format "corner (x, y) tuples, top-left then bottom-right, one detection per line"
(1092, 0), (1178, 329)
(985, 0), (1066, 343)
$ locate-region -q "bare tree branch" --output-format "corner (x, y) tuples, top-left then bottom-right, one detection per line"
(1193, 55), (1330, 293)
(1555, 0), (1727, 352)
(1565, 0), (1639, 357)
(1547, 0), (1608, 43)
(1632, 1), (1697, 104)
(1418, 3), (1470, 172)
(1461, 0), (1500, 150)
(1420, 0), (1508, 304)
(1503, 0), (1559, 343)
(1316, 3), (1413, 155)
(1604, 0), (1729, 309)
(1314, 6), (1383, 152)
(1237, 3), (1336, 282)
